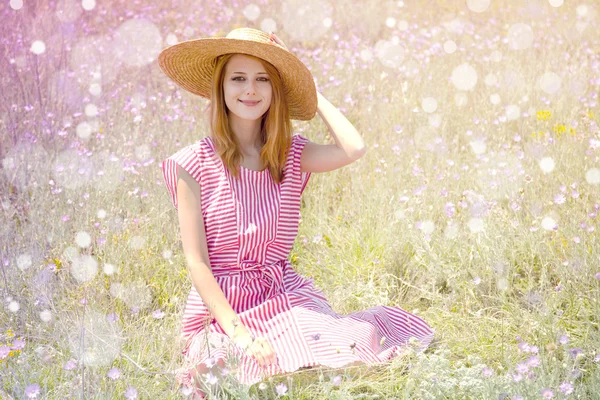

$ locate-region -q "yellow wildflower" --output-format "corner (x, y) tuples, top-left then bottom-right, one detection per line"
(536, 110), (552, 121)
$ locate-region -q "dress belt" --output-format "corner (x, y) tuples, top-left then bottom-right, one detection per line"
(210, 259), (286, 300)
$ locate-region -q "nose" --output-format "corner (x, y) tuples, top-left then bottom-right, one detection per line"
(246, 80), (257, 95)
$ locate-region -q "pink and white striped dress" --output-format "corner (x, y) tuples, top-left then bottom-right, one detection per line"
(161, 133), (434, 393)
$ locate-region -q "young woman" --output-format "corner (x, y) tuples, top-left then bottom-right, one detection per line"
(158, 28), (434, 398)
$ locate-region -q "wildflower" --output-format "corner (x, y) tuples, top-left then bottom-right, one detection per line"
(473, 277), (481, 285)
(107, 313), (119, 322)
(559, 334), (569, 345)
(220, 367), (230, 376)
(152, 309), (165, 319)
(559, 382), (574, 395)
(206, 372), (218, 385)
(107, 367), (120, 380)
(124, 386), (138, 399)
(275, 382), (288, 396)
(258, 382), (268, 390)
(331, 375), (342, 385)
(205, 356), (216, 368)
(541, 388), (554, 399)
(482, 366), (493, 377)
(24, 383), (41, 399)
(553, 193), (566, 204)
(527, 355), (540, 368)
(515, 362), (529, 374)
(594, 272), (600, 280)
(63, 359), (77, 370)
(512, 373), (523, 382)
(0, 345), (10, 359)
(569, 348), (583, 359)
(180, 386), (193, 395)
(512, 395), (523, 400)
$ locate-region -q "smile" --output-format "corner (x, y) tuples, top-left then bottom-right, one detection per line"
(239, 100), (260, 107)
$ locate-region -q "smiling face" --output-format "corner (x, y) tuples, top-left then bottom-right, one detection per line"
(222, 54), (273, 123)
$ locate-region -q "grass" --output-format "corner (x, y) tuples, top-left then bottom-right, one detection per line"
(1, 0), (600, 399)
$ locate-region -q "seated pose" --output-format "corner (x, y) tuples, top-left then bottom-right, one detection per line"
(158, 27), (434, 398)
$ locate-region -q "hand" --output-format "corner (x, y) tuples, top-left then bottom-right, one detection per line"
(231, 324), (277, 367)
(268, 31), (289, 52)
(246, 336), (277, 368)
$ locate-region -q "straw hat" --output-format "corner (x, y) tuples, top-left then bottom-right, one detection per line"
(157, 27), (317, 121)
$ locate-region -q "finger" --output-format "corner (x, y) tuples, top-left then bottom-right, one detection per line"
(259, 341), (276, 366)
(249, 342), (267, 367)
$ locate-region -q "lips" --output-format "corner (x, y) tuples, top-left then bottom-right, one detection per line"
(239, 100), (260, 106)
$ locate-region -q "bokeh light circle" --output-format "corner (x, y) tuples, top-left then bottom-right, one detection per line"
(82, 0), (96, 11)
(541, 216), (557, 230)
(10, 0), (23, 10)
(548, 0), (563, 7)
(451, 63), (478, 91)
(507, 23), (534, 50)
(443, 40), (457, 53)
(505, 104), (521, 121)
(67, 310), (123, 367)
(281, 0), (331, 42)
(539, 72), (562, 94)
(375, 40), (405, 69)
(422, 97), (438, 113)
(30, 40), (46, 55)
(113, 19), (163, 67)
(243, 4), (261, 21)
(260, 18), (277, 33)
(76, 122), (93, 140)
(539, 157), (555, 173)
(75, 231), (92, 248)
(17, 254), (33, 271)
(467, 0), (490, 13)
(55, 0), (82, 23)
(70, 255), (99, 283)
(585, 168), (600, 184)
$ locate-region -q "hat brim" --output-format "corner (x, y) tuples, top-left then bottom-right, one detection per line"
(158, 37), (317, 121)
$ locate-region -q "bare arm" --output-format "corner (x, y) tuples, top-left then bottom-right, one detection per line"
(176, 164), (243, 338)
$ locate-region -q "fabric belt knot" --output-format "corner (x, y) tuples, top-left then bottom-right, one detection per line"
(211, 260), (286, 300)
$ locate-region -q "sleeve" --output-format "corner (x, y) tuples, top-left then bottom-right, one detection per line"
(291, 133), (312, 195)
(160, 144), (202, 211)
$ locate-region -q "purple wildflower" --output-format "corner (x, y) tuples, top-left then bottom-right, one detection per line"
(24, 384), (41, 399)
(0, 345), (10, 359)
(559, 334), (569, 345)
(107, 367), (120, 380)
(569, 347), (583, 359)
(559, 382), (574, 395)
(275, 382), (288, 396)
(526, 355), (540, 368)
(515, 362), (529, 374)
(124, 386), (138, 399)
(107, 313), (119, 322)
(482, 366), (493, 377)
(63, 359), (77, 370)
(541, 388), (554, 399)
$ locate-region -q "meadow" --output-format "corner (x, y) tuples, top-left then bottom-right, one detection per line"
(1, 0), (600, 398)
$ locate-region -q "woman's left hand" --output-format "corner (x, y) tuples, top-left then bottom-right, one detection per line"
(269, 32), (289, 52)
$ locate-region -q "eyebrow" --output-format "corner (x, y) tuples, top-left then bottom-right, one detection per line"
(231, 72), (268, 74)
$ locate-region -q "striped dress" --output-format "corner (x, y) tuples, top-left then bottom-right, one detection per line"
(161, 133), (434, 394)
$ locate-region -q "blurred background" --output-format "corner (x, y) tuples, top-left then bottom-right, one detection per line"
(1, 0), (600, 399)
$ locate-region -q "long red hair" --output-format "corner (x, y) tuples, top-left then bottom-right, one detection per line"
(206, 53), (292, 184)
